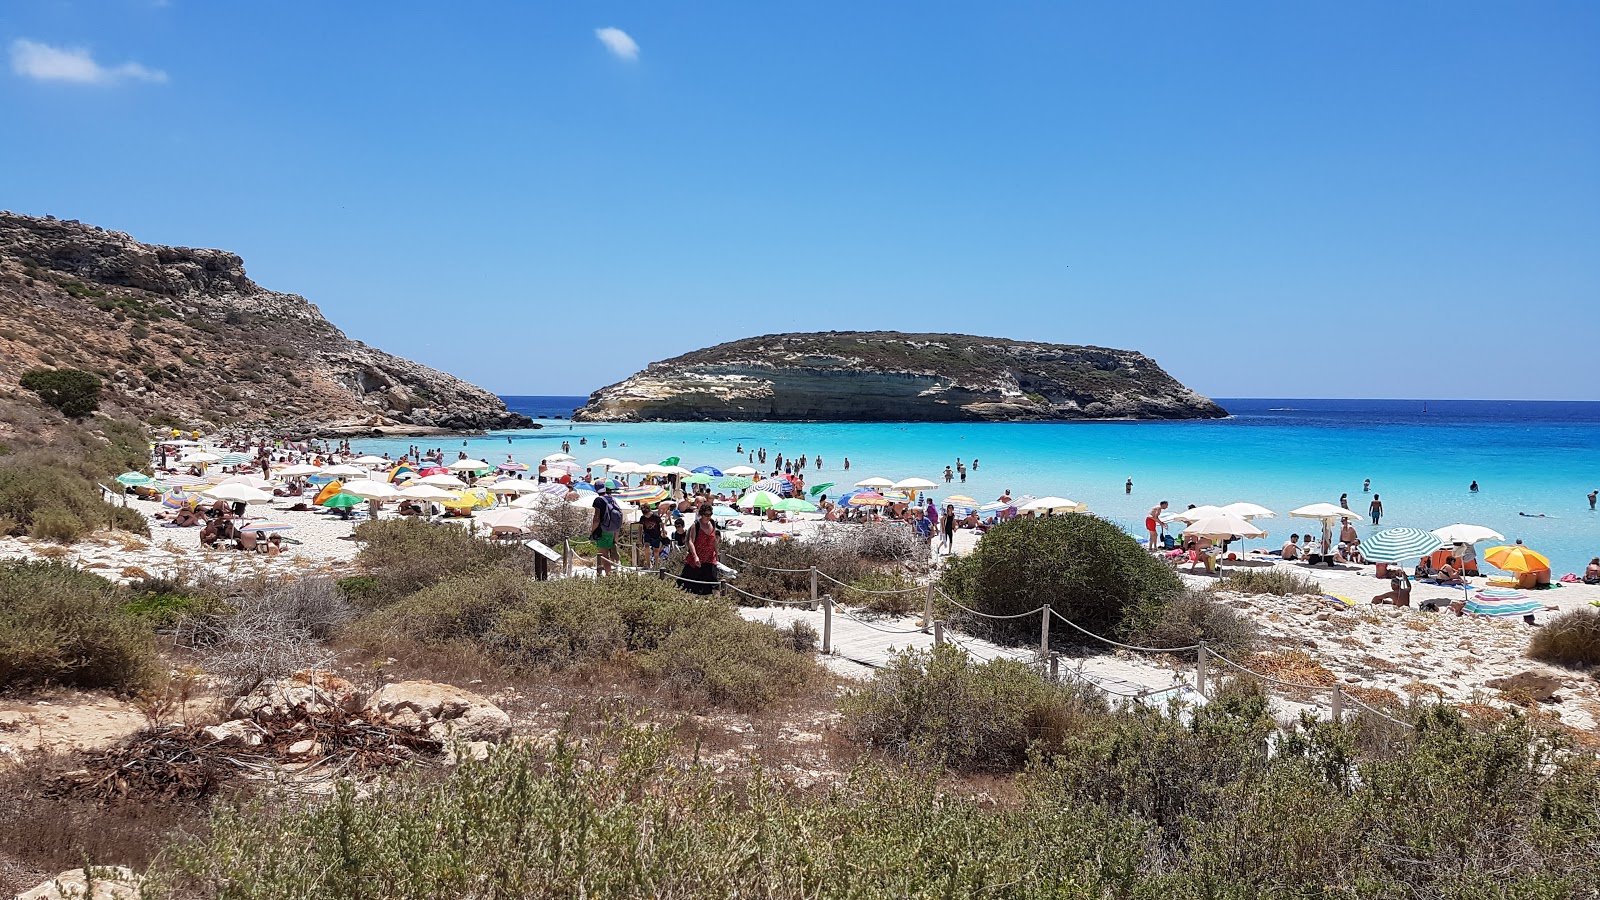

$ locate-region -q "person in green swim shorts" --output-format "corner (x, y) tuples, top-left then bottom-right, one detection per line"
(591, 487), (621, 576)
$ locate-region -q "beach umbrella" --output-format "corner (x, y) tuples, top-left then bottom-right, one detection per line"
(475, 509), (531, 530)
(417, 473), (469, 489)
(609, 461), (643, 474)
(156, 474), (210, 488)
(399, 484), (458, 502)
(1483, 545), (1551, 574)
(497, 461), (531, 472)
(716, 476), (754, 491)
(178, 451), (222, 464)
(725, 465), (758, 477)
(944, 495), (978, 506)
(541, 453), (576, 463)
(1430, 523), (1505, 545)
(774, 497), (818, 513)
(683, 473), (714, 485)
(217, 474), (276, 490)
(710, 505), (740, 518)
(115, 471), (155, 487)
(1161, 505), (1233, 524)
(616, 485), (670, 505)
(1220, 502), (1276, 519)
(808, 482), (836, 497)
(202, 484), (273, 504)
(322, 464), (368, 477)
(893, 477), (939, 492)
(276, 463), (323, 477)
(343, 480), (403, 501)
(510, 492), (565, 509)
(1361, 527), (1444, 564)
(659, 456), (681, 467)
(447, 458), (491, 472)
(319, 493), (362, 510)
(312, 480), (344, 506)
(351, 455), (390, 467)
(854, 477), (895, 489)
(216, 453), (253, 467)
(572, 481), (597, 493)
(1021, 496), (1086, 514)
(1464, 588), (1544, 618)
(1290, 503), (1361, 550)
(543, 460), (584, 475)
(160, 488), (196, 510)
(751, 477), (794, 496)
(386, 466), (417, 483)
(842, 491), (889, 508)
(1181, 514), (1267, 539)
(691, 465), (724, 477)
(488, 480), (542, 495)
(417, 466), (449, 477)
(737, 491), (776, 511)
(443, 488), (496, 510)
(588, 457), (621, 468)
(977, 500), (1014, 513)
(237, 522), (295, 533)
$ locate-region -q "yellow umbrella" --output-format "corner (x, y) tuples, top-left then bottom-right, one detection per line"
(1483, 545), (1550, 573)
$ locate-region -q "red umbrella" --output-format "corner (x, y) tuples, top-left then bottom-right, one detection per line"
(418, 466), (448, 477)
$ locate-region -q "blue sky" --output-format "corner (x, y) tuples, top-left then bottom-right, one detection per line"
(3, 2), (1597, 399)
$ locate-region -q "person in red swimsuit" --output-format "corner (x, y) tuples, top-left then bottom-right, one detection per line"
(682, 502), (721, 596)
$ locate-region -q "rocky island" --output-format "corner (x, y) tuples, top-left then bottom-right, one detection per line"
(0, 212), (529, 434)
(574, 331), (1225, 422)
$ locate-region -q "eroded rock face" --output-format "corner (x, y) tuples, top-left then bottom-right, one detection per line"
(363, 680), (512, 743)
(0, 212), (531, 433)
(574, 332), (1225, 422)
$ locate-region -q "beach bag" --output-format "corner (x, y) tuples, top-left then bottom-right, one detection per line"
(599, 496), (624, 532)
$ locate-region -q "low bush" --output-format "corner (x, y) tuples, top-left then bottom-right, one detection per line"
(18, 367), (100, 418)
(1219, 567), (1324, 596)
(29, 505), (86, 543)
(0, 560), (157, 691)
(715, 536), (879, 602)
(812, 520), (928, 564)
(349, 519), (531, 608)
(1133, 588), (1258, 659)
(940, 514), (1183, 644)
(360, 573), (815, 708)
(1528, 609), (1600, 669)
(841, 643), (1107, 771)
(840, 572), (920, 616)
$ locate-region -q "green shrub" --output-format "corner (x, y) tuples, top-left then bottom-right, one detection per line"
(349, 519), (532, 608)
(1133, 588), (1258, 659)
(122, 592), (216, 631)
(1528, 609), (1600, 669)
(0, 560), (157, 691)
(1219, 568), (1324, 596)
(335, 574), (383, 605)
(712, 536), (879, 603)
(840, 571), (920, 616)
(0, 464), (147, 537)
(940, 514), (1182, 643)
(841, 643), (1107, 771)
(643, 614), (817, 708)
(29, 505), (86, 543)
(18, 367), (101, 417)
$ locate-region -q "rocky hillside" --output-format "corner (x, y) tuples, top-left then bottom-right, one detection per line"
(575, 331), (1225, 422)
(0, 212), (530, 434)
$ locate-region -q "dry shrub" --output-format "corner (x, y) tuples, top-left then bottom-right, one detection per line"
(1528, 609), (1600, 669)
(190, 577), (352, 696)
(1133, 588), (1258, 659)
(1219, 568), (1324, 596)
(29, 506), (85, 543)
(840, 572), (921, 616)
(350, 519), (531, 608)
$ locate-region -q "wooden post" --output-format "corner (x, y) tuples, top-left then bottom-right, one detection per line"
(923, 584), (935, 632)
(630, 543), (638, 569)
(1049, 653), (1060, 682)
(810, 566), (819, 611)
(822, 594), (833, 655)
(933, 620), (945, 646)
(1331, 683), (1343, 723)
(563, 541), (572, 577)
(1039, 606), (1051, 659)
(1195, 642), (1208, 697)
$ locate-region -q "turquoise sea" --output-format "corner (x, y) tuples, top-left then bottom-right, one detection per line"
(348, 397), (1600, 574)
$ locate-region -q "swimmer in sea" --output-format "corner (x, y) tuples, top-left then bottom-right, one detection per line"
(1519, 512), (1547, 518)
(1470, 481), (1479, 492)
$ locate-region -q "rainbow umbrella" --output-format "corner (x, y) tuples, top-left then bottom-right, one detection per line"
(617, 485), (669, 505)
(1484, 545), (1551, 574)
(497, 461), (530, 472)
(842, 491), (889, 507)
(944, 495), (978, 506)
(1465, 588), (1544, 618)
(161, 488), (196, 510)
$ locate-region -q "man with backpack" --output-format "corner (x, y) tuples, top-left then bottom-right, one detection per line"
(591, 486), (623, 575)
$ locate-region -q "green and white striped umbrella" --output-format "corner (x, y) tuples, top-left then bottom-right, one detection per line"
(1361, 527), (1444, 563)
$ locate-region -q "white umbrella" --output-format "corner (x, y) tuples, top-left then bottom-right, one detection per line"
(447, 458), (491, 471)
(588, 457), (621, 468)
(217, 474), (276, 490)
(609, 461), (644, 475)
(343, 480), (403, 501)
(662, 465), (695, 477)
(1182, 514), (1267, 539)
(893, 477), (939, 491)
(201, 484), (273, 504)
(488, 480), (542, 495)
(322, 464), (368, 477)
(542, 460), (584, 475)
(399, 484), (458, 502)
(417, 473), (469, 489)
(1220, 502), (1276, 519)
(725, 465), (758, 477)
(179, 451), (222, 464)
(854, 477), (895, 488)
(510, 492), (565, 509)
(1289, 503), (1360, 521)
(160, 439), (200, 446)
(542, 453), (577, 463)
(351, 455), (390, 467)
(1161, 505), (1233, 524)
(638, 464), (675, 476)
(276, 463), (323, 477)
(1021, 496), (1085, 513)
(1430, 523), (1505, 545)
(475, 509), (531, 529)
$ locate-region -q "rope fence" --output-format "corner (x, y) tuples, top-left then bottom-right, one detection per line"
(549, 541), (1413, 729)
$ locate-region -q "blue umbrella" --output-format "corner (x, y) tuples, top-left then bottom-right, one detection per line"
(751, 476), (794, 497)
(691, 465), (724, 477)
(710, 505), (740, 518)
(1362, 527), (1444, 564)
(572, 481), (597, 492)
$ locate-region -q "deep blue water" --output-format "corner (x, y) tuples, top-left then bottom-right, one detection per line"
(355, 397), (1600, 573)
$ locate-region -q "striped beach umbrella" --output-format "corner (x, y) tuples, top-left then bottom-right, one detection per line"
(750, 477), (794, 497)
(156, 474), (210, 488)
(115, 471), (155, 487)
(497, 461), (530, 472)
(161, 488), (196, 510)
(1465, 588), (1544, 618)
(616, 485), (669, 505)
(944, 495), (978, 507)
(1361, 527), (1444, 563)
(841, 491), (889, 508)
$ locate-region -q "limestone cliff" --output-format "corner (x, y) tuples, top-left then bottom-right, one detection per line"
(0, 212), (530, 434)
(574, 332), (1225, 422)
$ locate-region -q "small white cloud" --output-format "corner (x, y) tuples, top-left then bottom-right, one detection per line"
(9, 39), (167, 85)
(595, 27), (639, 61)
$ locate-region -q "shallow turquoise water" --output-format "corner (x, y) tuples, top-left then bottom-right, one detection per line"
(349, 398), (1600, 574)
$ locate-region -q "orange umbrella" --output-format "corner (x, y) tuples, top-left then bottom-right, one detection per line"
(312, 479), (344, 506)
(1483, 545), (1550, 573)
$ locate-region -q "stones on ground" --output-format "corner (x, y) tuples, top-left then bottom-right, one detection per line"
(17, 867), (142, 900)
(201, 719), (264, 747)
(230, 673), (358, 721)
(287, 739), (322, 758)
(1486, 672), (1565, 703)
(362, 680), (512, 743)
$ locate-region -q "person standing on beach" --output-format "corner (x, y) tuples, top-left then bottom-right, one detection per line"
(1147, 501), (1169, 550)
(1369, 494), (1383, 525)
(939, 504), (957, 555)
